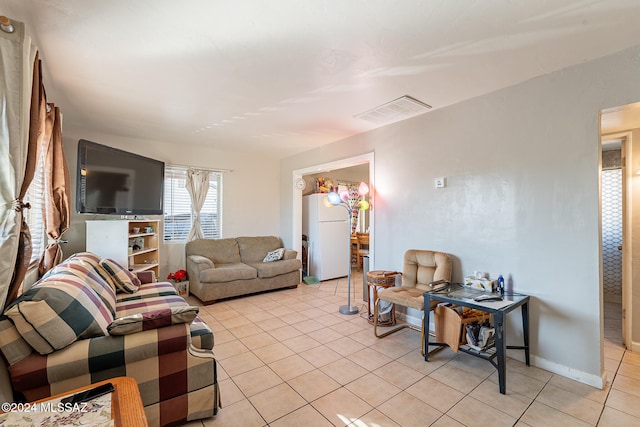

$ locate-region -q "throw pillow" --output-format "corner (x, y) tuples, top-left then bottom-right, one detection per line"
(66, 252), (120, 293)
(108, 306), (199, 335)
(4, 275), (113, 355)
(263, 248), (284, 262)
(100, 258), (141, 293)
(41, 258), (118, 317)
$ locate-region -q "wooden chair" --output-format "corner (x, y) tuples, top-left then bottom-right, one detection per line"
(356, 232), (369, 271)
(350, 233), (359, 268)
(374, 249), (452, 355)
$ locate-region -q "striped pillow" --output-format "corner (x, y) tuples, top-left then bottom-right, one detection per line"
(4, 275), (113, 355)
(100, 258), (141, 294)
(41, 257), (117, 317)
(108, 306), (199, 335)
(66, 252), (119, 292)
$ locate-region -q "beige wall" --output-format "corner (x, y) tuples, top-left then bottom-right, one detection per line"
(280, 43), (640, 388)
(62, 127), (282, 278)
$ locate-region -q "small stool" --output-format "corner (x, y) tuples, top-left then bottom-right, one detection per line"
(366, 270), (400, 325)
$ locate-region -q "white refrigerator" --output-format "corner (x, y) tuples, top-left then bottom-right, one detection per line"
(302, 194), (350, 281)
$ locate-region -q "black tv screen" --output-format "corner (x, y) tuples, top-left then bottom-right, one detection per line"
(76, 139), (165, 215)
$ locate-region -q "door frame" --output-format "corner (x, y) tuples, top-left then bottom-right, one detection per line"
(600, 131), (632, 350)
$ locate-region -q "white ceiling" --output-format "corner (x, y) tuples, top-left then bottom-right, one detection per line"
(3, 0), (640, 158)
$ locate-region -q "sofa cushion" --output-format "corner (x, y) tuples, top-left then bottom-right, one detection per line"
(248, 259), (302, 279)
(200, 263), (257, 283)
(237, 236), (283, 263)
(186, 238), (241, 264)
(4, 275), (113, 355)
(100, 258), (141, 293)
(41, 256), (118, 317)
(64, 252), (119, 291)
(116, 282), (187, 317)
(108, 306), (199, 335)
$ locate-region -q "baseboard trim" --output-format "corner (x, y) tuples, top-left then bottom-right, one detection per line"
(531, 356), (606, 389)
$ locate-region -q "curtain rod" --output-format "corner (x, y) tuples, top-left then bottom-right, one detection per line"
(167, 163), (232, 173)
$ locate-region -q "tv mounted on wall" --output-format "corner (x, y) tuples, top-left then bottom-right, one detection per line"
(76, 139), (165, 215)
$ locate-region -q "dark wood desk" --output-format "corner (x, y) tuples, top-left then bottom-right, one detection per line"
(424, 284), (530, 394)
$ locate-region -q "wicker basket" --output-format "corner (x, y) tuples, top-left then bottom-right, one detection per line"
(366, 270), (400, 286)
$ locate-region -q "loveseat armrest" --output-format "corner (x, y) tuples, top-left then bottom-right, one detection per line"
(283, 249), (298, 260)
(136, 270), (156, 284)
(108, 306), (199, 336)
(0, 316), (33, 365)
(188, 255), (215, 271)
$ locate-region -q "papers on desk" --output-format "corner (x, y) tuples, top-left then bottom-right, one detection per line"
(468, 298), (515, 310)
(446, 288), (515, 309)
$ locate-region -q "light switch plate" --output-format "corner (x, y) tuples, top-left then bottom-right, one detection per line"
(435, 177), (446, 188)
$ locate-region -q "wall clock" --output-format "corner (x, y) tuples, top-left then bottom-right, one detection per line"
(295, 178), (306, 190)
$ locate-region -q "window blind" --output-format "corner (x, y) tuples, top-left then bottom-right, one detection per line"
(163, 165), (221, 242)
(24, 147), (46, 263)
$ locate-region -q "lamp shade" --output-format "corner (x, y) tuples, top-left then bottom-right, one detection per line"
(327, 191), (341, 205)
(358, 182), (369, 196)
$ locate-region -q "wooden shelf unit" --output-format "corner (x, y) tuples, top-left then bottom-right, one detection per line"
(86, 219), (160, 277)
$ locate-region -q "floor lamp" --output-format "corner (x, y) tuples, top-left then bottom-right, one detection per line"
(325, 182), (369, 315)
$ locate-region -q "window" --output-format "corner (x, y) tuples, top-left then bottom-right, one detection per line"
(163, 165), (222, 242)
(23, 147), (46, 264)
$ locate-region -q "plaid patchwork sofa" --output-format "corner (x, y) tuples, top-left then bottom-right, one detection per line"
(0, 252), (220, 427)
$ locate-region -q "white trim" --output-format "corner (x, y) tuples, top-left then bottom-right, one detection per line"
(532, 356), (606, 390)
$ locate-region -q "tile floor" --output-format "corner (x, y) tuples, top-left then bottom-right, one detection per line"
(182, 273), (639, 426)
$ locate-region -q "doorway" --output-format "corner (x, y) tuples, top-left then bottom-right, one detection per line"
(292, 153), (375, 273)
(600, 100), (640, 351)
(601, 139), (623, 345)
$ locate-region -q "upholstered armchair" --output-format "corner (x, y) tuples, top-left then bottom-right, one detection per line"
(373, 249), (452, 354)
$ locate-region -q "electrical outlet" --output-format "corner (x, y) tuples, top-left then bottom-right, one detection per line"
(435, 177), (446, 188)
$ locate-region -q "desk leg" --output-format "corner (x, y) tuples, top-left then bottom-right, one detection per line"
(522, 301), (530, 366)
(494, 312), (506, 394)
(424, 294), (431, 362)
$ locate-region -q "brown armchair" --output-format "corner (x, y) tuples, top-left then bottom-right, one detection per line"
(374, 249), (452, 354)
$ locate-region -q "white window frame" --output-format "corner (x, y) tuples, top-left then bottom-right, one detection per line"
(163, 165), (222, 242)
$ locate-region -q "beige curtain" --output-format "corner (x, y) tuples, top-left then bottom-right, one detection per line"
(38, 103), (69, 275)
(0, 20), (38, 310)
(186, 169), (210, 241)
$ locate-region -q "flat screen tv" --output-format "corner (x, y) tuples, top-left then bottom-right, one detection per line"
(76, 139), (165, 215)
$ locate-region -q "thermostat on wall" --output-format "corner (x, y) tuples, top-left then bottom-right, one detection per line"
(435, 177), (446, 188)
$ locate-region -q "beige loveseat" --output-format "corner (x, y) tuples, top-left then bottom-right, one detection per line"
(186, 236), (301, 304)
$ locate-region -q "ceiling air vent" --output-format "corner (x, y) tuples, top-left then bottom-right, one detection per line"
(354, 95), (431, 124)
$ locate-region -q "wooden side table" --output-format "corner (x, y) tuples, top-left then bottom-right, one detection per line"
(40, 377), (147, 427)
(366, 270), (400, 325)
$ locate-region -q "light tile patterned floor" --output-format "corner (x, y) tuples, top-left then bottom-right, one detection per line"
(181, 273), (634, 427)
